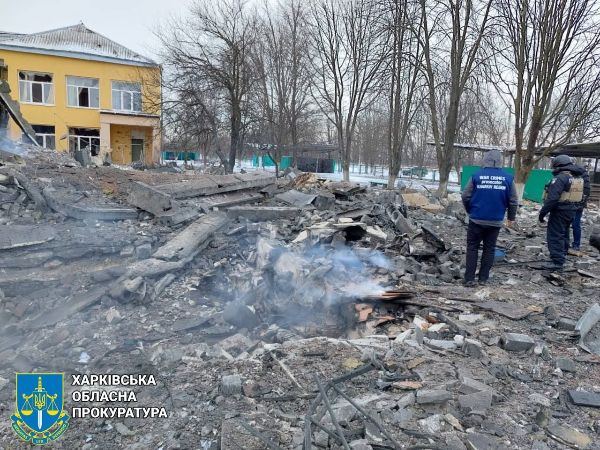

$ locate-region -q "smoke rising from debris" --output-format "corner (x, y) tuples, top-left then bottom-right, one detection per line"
(243, 237), (394, 330)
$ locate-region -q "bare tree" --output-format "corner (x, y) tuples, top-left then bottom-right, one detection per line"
(492, 0), (600, 199)
(249, 0), (314, 176)
(157, 0), (257, 173)
(310, 0), (390, 181)
(417, 0), (493, 197)
(386, 0), (423, 188)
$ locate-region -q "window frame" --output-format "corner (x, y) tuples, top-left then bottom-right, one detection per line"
(68, 129), (101, 157)
(66, 76), (100, 109)
(111, 80), (142, 112)
(24, 125), (56, 149)
(18, 70), (55, 106)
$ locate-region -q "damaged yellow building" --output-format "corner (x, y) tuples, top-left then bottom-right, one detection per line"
(0, 23), (161, 164)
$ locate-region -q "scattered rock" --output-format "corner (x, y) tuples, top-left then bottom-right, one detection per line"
(416, 389), (452, 404)
(568, 389), (600, 408)
(546, 424), (592, 449)
(465, 432), (501, 450)
(501, 332), (535, 352)
(458, 390), (492, 413)
(555, 357), (576, 372)
(221, 375), (242, 396)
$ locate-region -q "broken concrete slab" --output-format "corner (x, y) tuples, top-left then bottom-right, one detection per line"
(475, 300), (531, 320)
(501, 332), (535, 352)
(155, 207), (201, 226)
(199, 191), (264, 211)
(465, 433), (501, 450)
(226, 206), (300, 221)
(127, 181), (173, 216)
(0, 224), (55, 250)
(275, 189), (316, 207)
(313, 191), (336, 210)
(153, 212), (228, 261)
(575, 303), (600, 355)
(555, 357), (576, 372)
(462, 338), (486, 359)
(547, 424), (592, 449)
(157, 172), (275, 199)
(568, 389), (600, 408)
(25, 284), (108, 329)
(416, 389), (452, 404)
(43, 186), (138, 221)
(557, 317), (577, 330)
(458, 390), (492, 413)
(157, 177), (219, 198)
(126, 258), (185, 278)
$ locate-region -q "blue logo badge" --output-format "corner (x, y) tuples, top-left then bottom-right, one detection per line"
(12, 373), (70, 445)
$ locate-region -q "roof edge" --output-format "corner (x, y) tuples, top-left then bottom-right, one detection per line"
(0, 44), (159, 67)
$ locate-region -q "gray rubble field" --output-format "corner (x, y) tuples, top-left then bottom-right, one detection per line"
(1, 146), (600, 450)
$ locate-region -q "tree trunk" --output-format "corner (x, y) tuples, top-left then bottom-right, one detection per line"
(388, 172), (397, 189)
(229, 109), (241, 174)
(514, 162), (532, 201)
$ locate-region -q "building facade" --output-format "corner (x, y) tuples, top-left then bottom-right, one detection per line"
(0, 24), (161, 165)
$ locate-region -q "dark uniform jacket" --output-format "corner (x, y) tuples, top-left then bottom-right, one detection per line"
(539, 163), (586, 220)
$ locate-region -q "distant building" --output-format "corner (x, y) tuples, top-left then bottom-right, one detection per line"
(0, 23), (161, 164)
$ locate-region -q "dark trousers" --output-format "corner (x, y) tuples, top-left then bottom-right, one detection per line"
(565, 209), (583, 249)
(548, 209), (576, 265)
(465, 221), (501, 282)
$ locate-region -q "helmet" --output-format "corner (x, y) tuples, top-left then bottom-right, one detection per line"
(551, 154), (571, 168)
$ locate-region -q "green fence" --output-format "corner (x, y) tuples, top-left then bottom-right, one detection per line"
(252, 155), (293, 169)
(162, 151), (198, 161)
(461, 166), (553, 203)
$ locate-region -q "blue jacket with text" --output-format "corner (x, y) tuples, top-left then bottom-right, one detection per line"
(465, 168), (514, 222)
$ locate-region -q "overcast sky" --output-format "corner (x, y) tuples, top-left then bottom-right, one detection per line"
(0, 0), (192, 60)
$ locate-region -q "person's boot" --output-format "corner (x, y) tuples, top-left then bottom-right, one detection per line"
(541, 261), (564, 272)
(568, 248), (584, 257)
(463, 279), (477, 288)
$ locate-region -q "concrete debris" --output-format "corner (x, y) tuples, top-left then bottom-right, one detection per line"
(127, 181), (173, 215)
(275, 189), (316, 207)
(458, 390), (493, 413)
(575, 302), (600, 355)
(501, 332), (536, 352)
(221, 374), (243, 396)
(416, 389), (452, 404)
(568, 390), (600, 408)
(2, 141), (600, 449)
(546, 424), (592, 449)
(226, 205), (301, 221)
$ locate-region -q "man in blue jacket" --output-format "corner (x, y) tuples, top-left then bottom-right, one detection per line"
(462, 150), (518, 286)
(539, 155), (584, 270)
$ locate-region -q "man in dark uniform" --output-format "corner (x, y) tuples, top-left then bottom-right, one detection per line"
(566, 159), (590, 256)
(462, 150), (518, 286)
(538, 155), (584, 271)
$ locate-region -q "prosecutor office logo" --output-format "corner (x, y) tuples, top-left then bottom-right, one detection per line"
(11, 373), (70, 445)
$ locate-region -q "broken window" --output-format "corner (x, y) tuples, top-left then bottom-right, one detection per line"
(31, 125), (56, 149)
(67, 76), (99, 108)
(69, 128), (100, 156)
(18, 71), (54, 104)
(111, 81), (142, 112)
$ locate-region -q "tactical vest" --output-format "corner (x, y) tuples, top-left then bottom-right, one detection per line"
(543, 175), (584, 203)
(561, 176), (584, 202)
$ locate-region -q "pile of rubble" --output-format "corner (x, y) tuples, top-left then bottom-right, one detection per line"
(1, 143), (600, 449)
